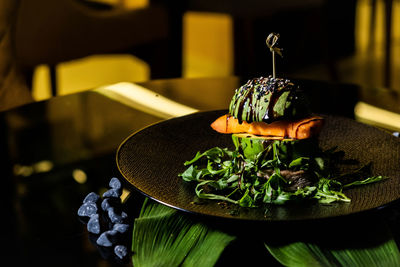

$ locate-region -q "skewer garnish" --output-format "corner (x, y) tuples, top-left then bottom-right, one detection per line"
(266, 33), (283, 79)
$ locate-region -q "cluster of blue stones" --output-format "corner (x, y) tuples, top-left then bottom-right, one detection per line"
(78, 177), (130, 263)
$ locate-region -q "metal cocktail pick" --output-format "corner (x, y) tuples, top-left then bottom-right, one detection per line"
(266, 33), (283, 78)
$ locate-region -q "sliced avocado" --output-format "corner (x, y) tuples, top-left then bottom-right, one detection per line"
(228, 76), (310, 123)
(232, 134), (268, 160)
(232, 134), (294, 161)
(273, 90), (291, 118)
(231, 134), (321, 164)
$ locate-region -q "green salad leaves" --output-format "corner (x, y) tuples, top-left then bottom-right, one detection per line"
(179, 136), (385, 207)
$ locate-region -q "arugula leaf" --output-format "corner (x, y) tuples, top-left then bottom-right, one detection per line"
(195, 181), (239, 205)
(239, 188), (255, 207)
(179, 165), (202, 182)
(343, 175), (386, 188)
(289, 157), (310, 169)
(184, 147), (229, 165)
(314, 157), (325, 171)
(180, 137), (387, 207)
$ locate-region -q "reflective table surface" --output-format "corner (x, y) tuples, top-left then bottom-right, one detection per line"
(1, 76), (399, 266)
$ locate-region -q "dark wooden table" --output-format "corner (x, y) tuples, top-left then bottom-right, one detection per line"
(1, 76), (399, 266)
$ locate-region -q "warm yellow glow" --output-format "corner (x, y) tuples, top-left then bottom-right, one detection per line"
(57, 54), (149, 95)
(354, 0), (386, 54)
(122, 0), (148, 9)
(354, 101), (400, 131)
(183, 12), (233, 78)
(340, 0), (400, 93)
(72, 169), (88, 184)
(12, 161), (54, 176)
(354, 0), (370, 53)
(33, 160), (54, 173)
(85, 0), (121, 6)
(375, 0), (385, 44)
(32, 65), (52, 101)
(394, 1), (400, 40)
(121, 188), (130, 202)
(95, 82), (198, 118)
(13, 164), (34, 177)
(83, 0), (149, 9)
(391, 0), (400, 88)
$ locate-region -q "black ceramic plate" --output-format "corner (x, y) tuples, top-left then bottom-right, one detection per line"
(117, 110), (400, 222)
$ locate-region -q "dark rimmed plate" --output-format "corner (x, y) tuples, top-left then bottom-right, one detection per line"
(116, 110), (400, 222)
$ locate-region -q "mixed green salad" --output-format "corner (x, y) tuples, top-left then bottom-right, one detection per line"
(180, 135), (385, 207)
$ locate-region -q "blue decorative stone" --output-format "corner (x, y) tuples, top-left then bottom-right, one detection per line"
(101, 198), (111, 211)
(100, 197), (121, 211)
(113, 223), (129, 234)
(83, 192), (100, 203)
(78, 176), (133, 260)
(77, 202), (97, 217)
(109, 177), (122, 190)
(107, 207), (128, 224)
(87, 214), (101, 234)
(103, 188), (121, 198)
(96, 230), (117, 247)
(114, 245), (128, 259)
(97, 233), (112, 247)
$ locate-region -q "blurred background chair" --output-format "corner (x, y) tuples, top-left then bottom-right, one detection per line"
(14, 0), (180, 97)
(0, 0), (33, 112)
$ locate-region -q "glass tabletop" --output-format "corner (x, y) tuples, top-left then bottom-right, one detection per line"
(1, 76), (399, 266)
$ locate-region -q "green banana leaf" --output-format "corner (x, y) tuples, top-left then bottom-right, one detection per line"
(131, 198), (236, 267)
(265, 216), (400, 267)
(266, 237), (400, 267)
(132, 198), (400, 267)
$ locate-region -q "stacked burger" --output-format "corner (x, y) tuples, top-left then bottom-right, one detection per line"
(181, 74), (385, 207)
(211, 75), (324, 141)
(180, 75), (335, 207)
